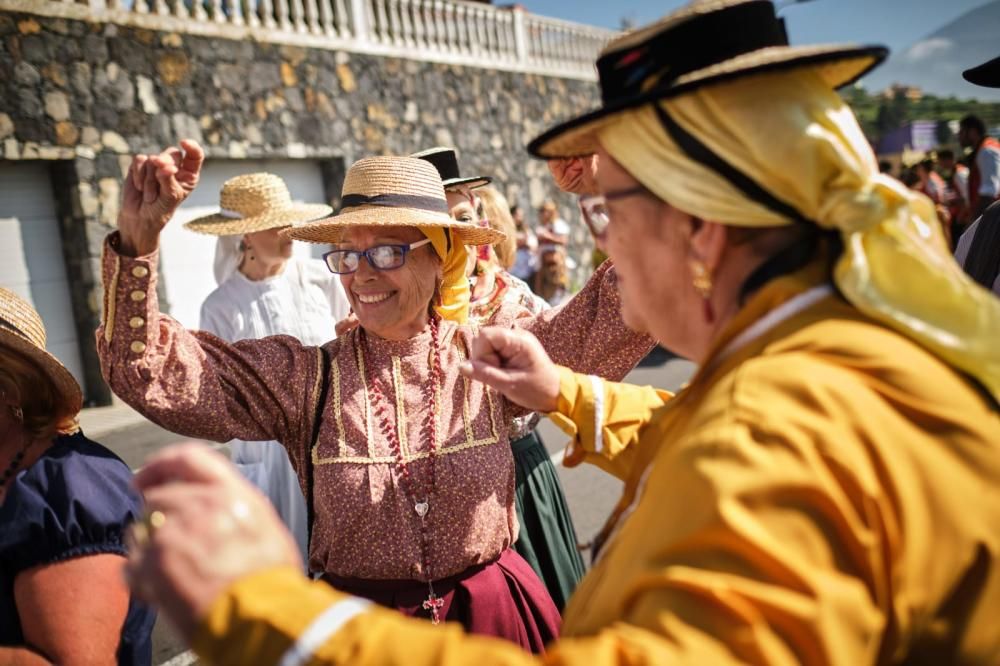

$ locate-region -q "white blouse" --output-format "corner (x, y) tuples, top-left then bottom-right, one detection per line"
(199, 257), (350, 344)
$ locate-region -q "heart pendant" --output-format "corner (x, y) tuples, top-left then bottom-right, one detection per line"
(414, 501), (429, 517)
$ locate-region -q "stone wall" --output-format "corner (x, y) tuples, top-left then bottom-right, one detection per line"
(0, 11), (601, 403)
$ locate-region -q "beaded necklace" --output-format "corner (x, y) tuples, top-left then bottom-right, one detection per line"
(361, 315), (446, 624)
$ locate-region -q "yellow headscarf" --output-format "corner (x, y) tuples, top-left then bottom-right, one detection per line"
(419, 226), (470, 324)
(597, 68), (1000, 400)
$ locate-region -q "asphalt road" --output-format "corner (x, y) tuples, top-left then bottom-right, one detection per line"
(97, 348), (695, 664)
(536, 351), (694, 565)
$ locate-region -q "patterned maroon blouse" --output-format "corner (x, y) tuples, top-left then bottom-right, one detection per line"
(97, 234), (652, 579)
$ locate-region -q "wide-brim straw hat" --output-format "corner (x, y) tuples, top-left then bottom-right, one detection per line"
(184, 172), (332, 236)
(410, 146), (492, 190)
(285, 156), (505, 246)
(528, 0), (888, 159)
(0, 288), (83, 414)
(963, 54), (1000, 88)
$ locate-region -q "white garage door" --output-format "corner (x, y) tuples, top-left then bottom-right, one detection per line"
(0, 162), (85, 386)
(160, 159), (331, 330)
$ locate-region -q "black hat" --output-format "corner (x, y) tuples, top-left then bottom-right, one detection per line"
(528, 0), (887, 159)
(410, 147), (491, 190)
(963, 55), (1000, 88)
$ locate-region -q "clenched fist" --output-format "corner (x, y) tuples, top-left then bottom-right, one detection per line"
(459, 327), (561, 414)
(118, 139), (204, 257)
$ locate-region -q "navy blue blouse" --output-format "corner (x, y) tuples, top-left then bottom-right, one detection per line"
(0, 432), (155, 665)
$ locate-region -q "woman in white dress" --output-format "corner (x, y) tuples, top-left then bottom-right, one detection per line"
(185, 172), (351, 557)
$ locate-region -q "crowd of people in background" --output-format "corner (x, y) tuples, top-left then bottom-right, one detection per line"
(508, 200), (576, 306)
(886, 113), (1000, 291)
(892, 115), (998, 237)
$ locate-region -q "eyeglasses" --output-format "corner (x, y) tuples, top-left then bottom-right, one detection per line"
(579, 185), (655, 239)
(322, 238), (432, 274)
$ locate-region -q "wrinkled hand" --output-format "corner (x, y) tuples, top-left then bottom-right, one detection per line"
(546, 155), (600, 196)
(126, 443), (302, 642)
(335, 311), (359, 337)
(459, 327), (561, 413)
(118, 139), (204, 256)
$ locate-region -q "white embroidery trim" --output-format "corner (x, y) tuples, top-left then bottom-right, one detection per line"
(277, 597), (371, 666)
(589, 374), (605, 454)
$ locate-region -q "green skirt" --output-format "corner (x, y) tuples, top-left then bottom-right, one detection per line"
(512, 430), (586, 611)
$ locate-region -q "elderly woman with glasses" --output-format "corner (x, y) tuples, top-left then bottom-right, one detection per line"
(101, 142), (652, 651)
(122, 1), (1000, 664)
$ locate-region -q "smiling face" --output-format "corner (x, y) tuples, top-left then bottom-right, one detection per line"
(337, 225), (440, 340)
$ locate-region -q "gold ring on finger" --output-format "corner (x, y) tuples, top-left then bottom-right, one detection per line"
(143, 509), (167, 536)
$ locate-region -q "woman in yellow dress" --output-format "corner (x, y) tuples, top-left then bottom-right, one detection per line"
(126, 1), (1000, 663)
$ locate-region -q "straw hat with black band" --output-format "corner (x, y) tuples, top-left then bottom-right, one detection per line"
(410, 147), (492, 191)
(526, 0), (1000, 400)
(0, 288), (83, 416)
(184, 172), (333, 236)
(285, 156), (504, 324)
(285, 156), (502, 247)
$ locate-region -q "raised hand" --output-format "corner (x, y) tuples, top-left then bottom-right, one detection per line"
(118, 139), (204, 256)
(546, 155), (600, 196)
(126, 443), (302, 641)
(459, 327), (561, 413)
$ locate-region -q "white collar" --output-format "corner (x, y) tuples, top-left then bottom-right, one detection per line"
(704, 284), (834, 376)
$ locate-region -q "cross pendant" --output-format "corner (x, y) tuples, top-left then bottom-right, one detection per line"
(422, 592), (445, 625)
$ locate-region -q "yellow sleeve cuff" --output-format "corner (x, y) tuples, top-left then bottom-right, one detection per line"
(549, 366), (593, 468)
(193, 566), (354, 666)
(547, 366), (671, 480)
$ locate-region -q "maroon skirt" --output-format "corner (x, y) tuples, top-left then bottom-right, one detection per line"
(322, 548), (561, 653)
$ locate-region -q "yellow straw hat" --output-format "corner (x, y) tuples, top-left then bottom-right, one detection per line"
(528, 0), (887, 159)
(285, 156), (504, 246)
(184, 172), (333, 236)
(0, 288), (83, 414)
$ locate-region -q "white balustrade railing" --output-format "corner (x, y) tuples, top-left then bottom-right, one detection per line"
(362, 0), (524, 63)
(522, 13), (610, 74)
(0, 0), (615, 79)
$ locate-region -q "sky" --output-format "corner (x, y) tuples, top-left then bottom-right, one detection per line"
(523, 0), (994, 54)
